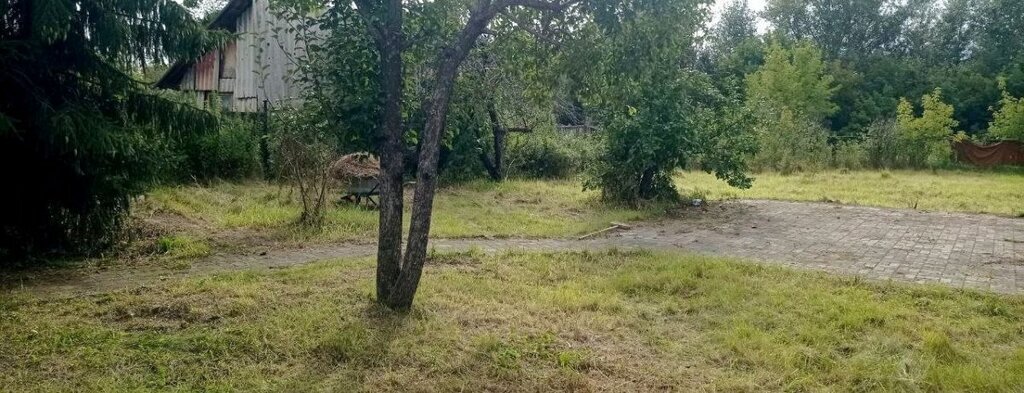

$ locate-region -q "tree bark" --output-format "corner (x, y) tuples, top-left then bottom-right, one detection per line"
(487, 102), (507, 181)
(638, 166), (657, 200)
(478, 101), (507, 181)
(358, 0), (405, 303)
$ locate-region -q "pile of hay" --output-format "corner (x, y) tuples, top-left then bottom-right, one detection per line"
(329, 152), (380, 181)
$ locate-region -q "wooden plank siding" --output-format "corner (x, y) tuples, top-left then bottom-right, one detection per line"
(167, 0), (313, 112)
(193, 50), (219, 91)
(234, 1), (259, 102)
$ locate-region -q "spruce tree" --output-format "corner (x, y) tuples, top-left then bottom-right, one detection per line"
(0, 0), (226, 261)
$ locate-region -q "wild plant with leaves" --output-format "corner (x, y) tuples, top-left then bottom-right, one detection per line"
(744, 41), (836, 172)
(0, 0), (226, 261)
(583, 0), (752, 203)
(988, 78), (1024, 141)
(895, 88), (959, 167)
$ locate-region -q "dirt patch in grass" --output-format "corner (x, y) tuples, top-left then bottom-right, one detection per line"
(2, 251), (1022, 391)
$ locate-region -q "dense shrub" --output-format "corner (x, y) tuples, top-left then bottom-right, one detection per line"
(988, 79), (1024, 141)
(831, 139), (868, 170)
(175, 115), (260, 181)
(864, 119), (903, 168)
(440, 130), (599, 182)
(749, 109), (831, 173)
(893, 89), (958, 168)
(506, 133), (598, 179)
(438, 120), (490, 182)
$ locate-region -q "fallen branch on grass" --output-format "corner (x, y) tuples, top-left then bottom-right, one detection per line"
(577, 222), (633, 240)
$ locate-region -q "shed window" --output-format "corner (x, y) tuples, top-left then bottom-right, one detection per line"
(220, 93), (233, 111)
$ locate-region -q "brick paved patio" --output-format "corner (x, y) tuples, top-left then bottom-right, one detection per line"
(603, 200), (1024, 293)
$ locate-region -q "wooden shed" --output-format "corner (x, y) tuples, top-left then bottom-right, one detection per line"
(156, 0), (310, 112)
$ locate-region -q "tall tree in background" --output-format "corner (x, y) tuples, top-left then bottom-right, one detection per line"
(928, 0), (981, 65)
(975, 0), (1024, 74)
(745, 41), (835, 171)
(704, 0), (763, 96)
(711, 0), (756, 52)
(0, 0), (224, 261)
(352, 0), (580, 309)
(763, 0), (929, 59)
(746, 41), (836, 122)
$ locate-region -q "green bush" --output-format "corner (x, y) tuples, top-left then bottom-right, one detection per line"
(862, 90), (959, 169)
(440, 131), (600, 182)
(506, 133), (582, 179)
(893, 89), (958, 168)
(864, 119), (902, 168)
(175, 115), (260, 181)
(988, 79), (1024, 141)
(749, 109), (831, 173)
(439, 121), (490, 183)
(831, 139), (868, 170)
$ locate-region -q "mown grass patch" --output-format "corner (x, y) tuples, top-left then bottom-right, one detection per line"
(154, 235), (210, 260)
(2, 251), (1022, 391)
(677, 168), (1024, 216)
(143, 180), (670, 244)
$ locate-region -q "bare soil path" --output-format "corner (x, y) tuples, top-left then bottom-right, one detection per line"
(4, 200), (1023, 299)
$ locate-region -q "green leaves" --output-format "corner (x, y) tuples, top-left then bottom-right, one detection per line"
(894, 88), (958, 167)
(744, 41), (835, 173)
(745, 41), (836, 123)
(583, 0), (752, 203)
(31, 0), (73, 42)
(987, 81), (1024, 141)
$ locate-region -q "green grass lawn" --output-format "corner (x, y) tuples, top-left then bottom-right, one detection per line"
(2, 251), (1021, 391)
(677, 168), (1024, 216)
(143, 180), (669, 246)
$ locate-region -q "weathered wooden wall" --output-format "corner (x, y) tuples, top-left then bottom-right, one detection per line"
(233, 0), (260, 112)
(176, 0), (312, 112)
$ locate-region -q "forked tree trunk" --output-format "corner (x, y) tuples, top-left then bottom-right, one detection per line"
(359, 0), (574, 310)
(383, 10), (495, 309)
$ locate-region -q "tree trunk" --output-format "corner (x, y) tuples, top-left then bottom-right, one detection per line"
(373, 0), (405, 303)
(488, 102), (507, 181)
(638, 166), (657, 200)
(479, 101), (507, 181)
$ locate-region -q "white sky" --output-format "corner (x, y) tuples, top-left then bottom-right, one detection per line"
(710, 0), (770, 34)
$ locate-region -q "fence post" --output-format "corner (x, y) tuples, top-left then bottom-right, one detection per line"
(261, 99), (272, 179)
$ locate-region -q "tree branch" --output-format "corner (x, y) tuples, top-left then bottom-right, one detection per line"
(352, 0), (385, 47)
(504, 0), (580, 13)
